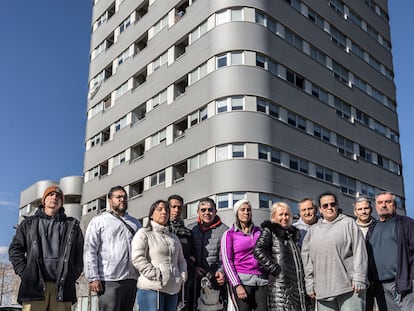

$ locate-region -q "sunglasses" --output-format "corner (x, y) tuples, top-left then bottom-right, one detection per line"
(321, 202), (337, 209)
(200, 207), (214, 213)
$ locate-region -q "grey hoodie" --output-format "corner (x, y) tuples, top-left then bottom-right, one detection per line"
(301, 214), (368, 300)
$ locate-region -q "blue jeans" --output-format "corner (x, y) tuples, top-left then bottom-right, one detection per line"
(317, 290), (366, 311)
(137, 289), (178, 311)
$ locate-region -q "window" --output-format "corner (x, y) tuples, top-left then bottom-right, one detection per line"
(216, 9), (230, 25)
(330, 27), (346, 49)
(153, 52), (168, 71)
(311, 85), (328, 103)
(359, 146), (373, 162)
(337, 135), (354, 158)
(289, 156), (308, 174)
(334, 98), (351, 121)
(113, 151), (126, 166)
(130, 180), (144, 198)
(313, 125), (330, 142)
(153, 15), (168, 35)
(339, 174), (356, 195)
(189, 151), (208, 172)
(217, 144), (245, 161)
(374, 121), (386, 136)
(287, 112), (306, 131)
(117, 48), (132, 65)
(119, 16), (131, 34)
(115, 116), (128, 132)
(152, 89), (167, 108)
(217, 192), (246, 209)
(114, 81), (130, 99)
(231, 96), (243, 110)
(286, 69), (304, 89)
(216, 54), (227, 68)
(356, 109), (370, 126)
(216, 145), (229, 161)
(332, 61), (349, 83)
(232, 144), (244, 158)
(307, 9), (324, 29)
(151, 129), (166, 147)
(360, 182), (375, 198)
(309, 46), (326, 65)
(285, 29), (303, 50)
(216, 98), (228, 113)
(353, 75), (367, 92)
(316, 165), (333, 183)
(150, 170), (165, 187)
(329, 0), (345, 15)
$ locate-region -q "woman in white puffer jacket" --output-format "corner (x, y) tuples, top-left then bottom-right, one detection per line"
(131, 200), (187, 311)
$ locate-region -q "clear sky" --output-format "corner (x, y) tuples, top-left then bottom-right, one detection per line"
(0, 1), (412, 248)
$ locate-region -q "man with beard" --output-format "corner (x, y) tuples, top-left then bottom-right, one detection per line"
(84, 186), (142, 311)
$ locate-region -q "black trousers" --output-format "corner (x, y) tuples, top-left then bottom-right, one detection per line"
(229, 284), (268, 311)
(98, 279), (137, 311)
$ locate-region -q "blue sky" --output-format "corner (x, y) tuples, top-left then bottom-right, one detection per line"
(0, 1), (412, 248)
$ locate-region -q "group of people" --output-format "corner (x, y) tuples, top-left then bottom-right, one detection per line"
(7, 185), (414, 311)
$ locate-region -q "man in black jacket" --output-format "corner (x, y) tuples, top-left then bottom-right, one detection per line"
(366, 191), (414, 311)
(9, 186), (84, 311)
(168, 194), (194, 311)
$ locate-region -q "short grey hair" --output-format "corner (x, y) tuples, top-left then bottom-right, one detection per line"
(354, 196), (372, 207)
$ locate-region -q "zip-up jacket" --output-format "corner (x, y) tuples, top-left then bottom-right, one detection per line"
(221, 224), (265, 287)
(366, 214), (414, 294)
(9, 207), (83, 304)
(84, 211), (141, 282)
(254, 221), (309, 311)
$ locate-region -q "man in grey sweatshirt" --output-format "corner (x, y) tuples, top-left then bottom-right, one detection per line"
(301, 192), (368, 311)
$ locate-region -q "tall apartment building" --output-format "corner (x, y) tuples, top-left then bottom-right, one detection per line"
(81, 0), (405, 227)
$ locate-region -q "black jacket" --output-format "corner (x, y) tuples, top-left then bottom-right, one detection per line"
(366, 215), (414, 294)
(168, 218), (194, 278)
(9, 206), (84, 304)
(254, 221), (309, 311)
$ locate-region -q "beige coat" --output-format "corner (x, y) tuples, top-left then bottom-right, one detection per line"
(131, 221), (187, 294)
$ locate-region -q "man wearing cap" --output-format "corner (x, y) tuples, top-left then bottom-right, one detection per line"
(84, 185), (142, 311)
(9, 186), (84, 311)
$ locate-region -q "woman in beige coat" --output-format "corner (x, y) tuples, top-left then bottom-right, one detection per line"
(131, 200), (187, 311)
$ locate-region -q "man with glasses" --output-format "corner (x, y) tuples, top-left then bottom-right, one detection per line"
(189, 197), (229, 310)
(84, 186), (142, 311)
(301, 192), (368, 311)
(9, 186), (84, 311)
(366, 191), (414, 311)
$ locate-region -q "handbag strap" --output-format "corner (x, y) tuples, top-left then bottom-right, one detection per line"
(109, 211), (136, 235)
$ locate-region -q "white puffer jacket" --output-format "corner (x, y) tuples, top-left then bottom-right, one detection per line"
(131, 221), (187, 294)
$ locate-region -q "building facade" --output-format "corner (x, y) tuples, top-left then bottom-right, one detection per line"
(82, 0), (405, 228)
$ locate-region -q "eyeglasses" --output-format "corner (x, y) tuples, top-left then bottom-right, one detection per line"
(113, 195), (127, 200)
(200, 207), (214, 213)
(321, 202), (337, 209)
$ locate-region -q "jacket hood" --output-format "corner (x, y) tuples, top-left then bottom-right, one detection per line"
(260, 220), (301, 241)
(35, 205), (67, 221)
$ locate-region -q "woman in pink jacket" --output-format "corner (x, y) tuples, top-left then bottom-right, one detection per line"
(220, 199), (268, 311)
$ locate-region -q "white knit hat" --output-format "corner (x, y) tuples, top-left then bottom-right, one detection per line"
(233, 199), (250, 214)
